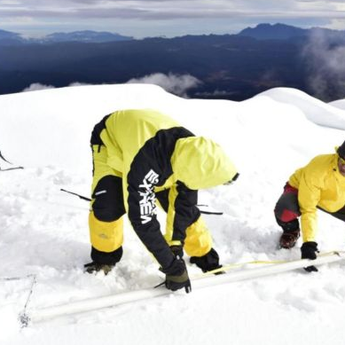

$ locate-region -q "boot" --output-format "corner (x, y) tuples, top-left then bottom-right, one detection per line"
(279, 229), (300, 249)
(85, 246), (123, 274)
(84, 262), (115, 275)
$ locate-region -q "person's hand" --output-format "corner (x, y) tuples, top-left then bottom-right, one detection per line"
(163, 257), (191, 293)
(170, 245), (184, 258)
(301, 242), (319, 272)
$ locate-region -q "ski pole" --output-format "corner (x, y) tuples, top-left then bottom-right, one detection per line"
(198, 210), (223, 215)
(0, 150), (12, 164)
(60, 188), (91, 202)
(0, 150), (24, 171)
(0, 166), (24, 172)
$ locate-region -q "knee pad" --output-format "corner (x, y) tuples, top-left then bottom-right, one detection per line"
(92, 175), (125, 222)
(274, 192), (300, 223)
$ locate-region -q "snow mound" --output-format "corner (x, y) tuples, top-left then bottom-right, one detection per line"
(329, 99), (345, 110)
(257, 87), (345, 130)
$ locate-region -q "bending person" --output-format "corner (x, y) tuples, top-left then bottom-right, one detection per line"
(274, 141), (345, 271)
(85, 109), (239, 292)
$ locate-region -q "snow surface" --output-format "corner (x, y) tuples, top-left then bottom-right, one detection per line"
(330, 99), (345, 111)
(1, 84), (345, 345)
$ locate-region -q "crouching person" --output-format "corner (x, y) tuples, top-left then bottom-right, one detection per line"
(84, 109), (238, 293)
(274, 141), (345, 271)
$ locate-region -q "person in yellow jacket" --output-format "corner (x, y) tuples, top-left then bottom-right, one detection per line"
(84, 109), (239, 292)
(274, 141), (345, 271)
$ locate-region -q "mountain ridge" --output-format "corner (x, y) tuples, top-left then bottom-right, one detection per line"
(1, 23), (345, 44)
(0, 29), (133, 44)
(238, 23), (345, 41)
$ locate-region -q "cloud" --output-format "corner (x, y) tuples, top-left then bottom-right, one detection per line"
(303, 31), (345, 100)
(1, 1), (345, 21)
(68, 82), (91, 87)
(2, 1), (344, 40)
(22, 83), (55, 92)
(21, 77), (200, 97)
(22, 81), (91, 92)
(126, 73), (201, 97)
(194, 89), (238, 98)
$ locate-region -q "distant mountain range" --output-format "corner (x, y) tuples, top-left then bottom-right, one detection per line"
(238, 23), (345, 41)
(1, 23), (344, 44)
(0, 29), (25, 45)
(0, 29), (133, 45)
(44, 31), (133, 43)
(0, 23), (345, 101)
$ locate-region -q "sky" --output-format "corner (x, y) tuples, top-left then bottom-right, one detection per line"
(1, 0), (345, 38)
(1, 83), (345, 344)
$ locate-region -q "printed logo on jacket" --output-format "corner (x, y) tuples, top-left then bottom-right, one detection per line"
(139, 169), (159, 224)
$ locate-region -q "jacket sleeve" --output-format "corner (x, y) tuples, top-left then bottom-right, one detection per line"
(298, 172), (321, 242)
(166, 181), (201, 243)
(127, 167), (176, 271)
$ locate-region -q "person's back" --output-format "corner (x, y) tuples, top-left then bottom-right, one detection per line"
(288, 153), (345, 237)
(102, 109), (180, 159)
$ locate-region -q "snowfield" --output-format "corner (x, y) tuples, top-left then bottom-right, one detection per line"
(1, 84), (345, 345)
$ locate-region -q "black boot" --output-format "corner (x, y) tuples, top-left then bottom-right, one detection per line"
(279, 230), (300, 249)
(276, 218), (300, 249)
(84, 246), (123, 274)
(190, 248), (222, 272)
(84, 262), (115, 275)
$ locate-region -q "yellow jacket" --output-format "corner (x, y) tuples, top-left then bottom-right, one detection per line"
(95, 109), (238, 269)
(289, 154), (345, 242)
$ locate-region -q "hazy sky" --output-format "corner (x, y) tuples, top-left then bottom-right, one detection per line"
(1, 0), (345, 38)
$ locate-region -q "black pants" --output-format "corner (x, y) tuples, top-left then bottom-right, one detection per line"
(274, 182), (345, 231)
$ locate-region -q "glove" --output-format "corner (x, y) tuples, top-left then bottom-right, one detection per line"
(163, 257), (191, 293)
(301, 242), (319, 272)
(190, 248), (222, 273)
(84, 262), (114, 275)
(170, 245), (184, 258)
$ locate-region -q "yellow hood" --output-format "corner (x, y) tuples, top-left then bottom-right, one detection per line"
(171, 136), (238, 190)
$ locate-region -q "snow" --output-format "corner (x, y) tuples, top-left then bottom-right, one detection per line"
(1, 84), (345, 345)
(330, 99), (345, 111)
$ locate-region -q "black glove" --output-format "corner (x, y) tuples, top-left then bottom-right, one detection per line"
(170, 245), (184, 258)
(190, 248), (222, 273)
(301, 241), (319, 272)
(162, 257), (191, 293)
(84, 262), (114, 275)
